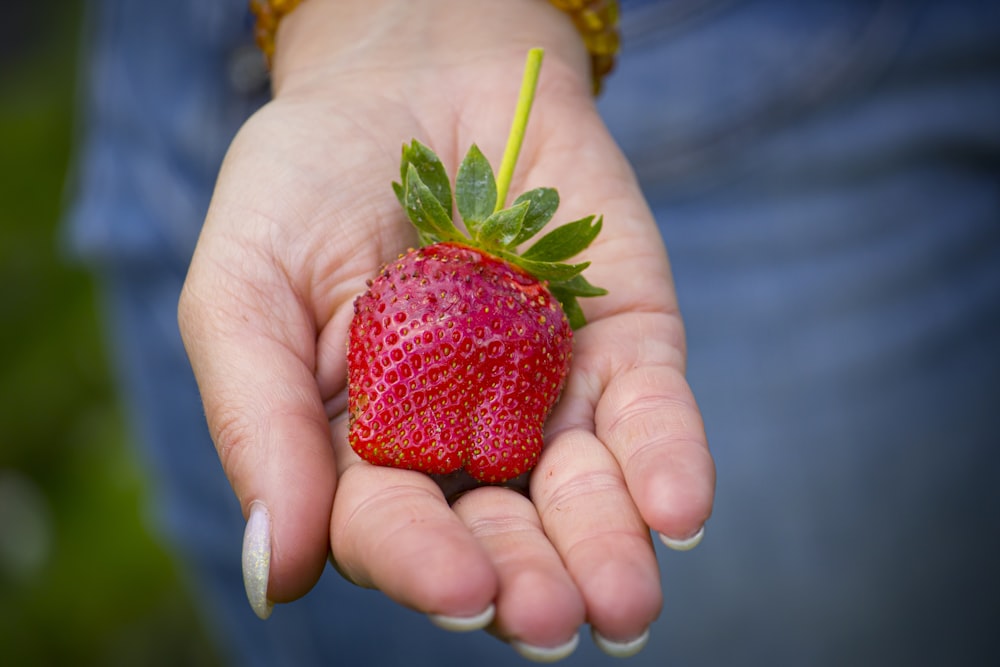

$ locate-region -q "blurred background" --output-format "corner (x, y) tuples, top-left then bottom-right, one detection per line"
(0, 3), (220, 664)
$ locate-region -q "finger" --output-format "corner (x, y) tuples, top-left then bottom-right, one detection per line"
(329, 416), (498, 621)
(580, 315), (716, 542)
(451, 486), (585, 655)
(526, 99), (716, 541)
(530, 429), (663, 645)
(178, 259), (336, 611)
(601, 361), (715, 544)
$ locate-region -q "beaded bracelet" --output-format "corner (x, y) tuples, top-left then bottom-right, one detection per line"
(547, 0), (620, 94)
(249, 0), (620, 94)
(249, 0), (300, 65)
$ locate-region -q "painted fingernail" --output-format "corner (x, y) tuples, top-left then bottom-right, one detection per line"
(429, 604), (496, 632)
(592, 627), (650, 658)
(242, 501), (274, 620)
(511, 633), (580, 663)
(659, 525), (705, 551)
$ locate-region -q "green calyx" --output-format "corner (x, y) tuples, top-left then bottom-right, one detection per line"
(390, 48), (607, 329)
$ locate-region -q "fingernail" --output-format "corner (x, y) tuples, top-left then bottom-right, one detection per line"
(428, 604), (496, 632)
(592, 627), (650, 658)
(511, 633), (580, 663)
(242, 501), (274, 620)
(659, 525), (705, 551)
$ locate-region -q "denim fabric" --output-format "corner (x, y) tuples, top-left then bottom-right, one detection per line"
(65, 0), (266, 267)
(70, 1), (1000, 665)
(600, 2), (1000, 665)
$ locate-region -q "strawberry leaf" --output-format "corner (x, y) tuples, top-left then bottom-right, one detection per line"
(478, 200), (529, 248)
(549, 274), (608, 298)
(522, 215), (602, 263)
(456, 144), (497, 232)
(392, 181), (406, 209)
(404, 164), (463, 243)
(401, 140), (453, 217)
(511, 187), (559, 246)
(550, 277), (607, 329)
(551, 292), (587, 329)
(504, 254), (590, 282)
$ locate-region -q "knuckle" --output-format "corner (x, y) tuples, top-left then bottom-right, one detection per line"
(210, 403), (258, 475)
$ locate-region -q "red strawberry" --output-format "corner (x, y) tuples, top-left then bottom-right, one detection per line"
(347, 50), (606, 483)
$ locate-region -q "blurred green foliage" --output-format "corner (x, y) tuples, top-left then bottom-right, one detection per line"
(0, 5), (220, 665)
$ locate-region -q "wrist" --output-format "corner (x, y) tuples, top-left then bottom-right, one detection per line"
(260, 0), (605, 97)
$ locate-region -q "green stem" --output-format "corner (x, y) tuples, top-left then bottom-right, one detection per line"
(494, 47), (544, 213)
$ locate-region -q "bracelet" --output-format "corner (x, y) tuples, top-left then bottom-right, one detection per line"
(249, 0), (303, 68)
(249, 0), (620, 93)
(548, 0), (620, 94)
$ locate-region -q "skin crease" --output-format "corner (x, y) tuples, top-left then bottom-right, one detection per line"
(177, 0), (715, 653)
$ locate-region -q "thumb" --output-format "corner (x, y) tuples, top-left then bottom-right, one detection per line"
(178, 250), (337, 615)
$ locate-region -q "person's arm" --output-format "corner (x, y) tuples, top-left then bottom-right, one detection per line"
(178, 0), (714, 658)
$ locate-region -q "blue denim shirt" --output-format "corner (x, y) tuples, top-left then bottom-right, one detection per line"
(66, 0), (265, 266)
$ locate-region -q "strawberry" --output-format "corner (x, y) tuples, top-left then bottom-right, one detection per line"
(347, 49), (606, 483)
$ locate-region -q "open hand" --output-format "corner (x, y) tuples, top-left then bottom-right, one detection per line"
(178, 0), (714, 659)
